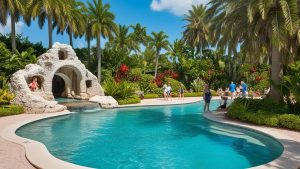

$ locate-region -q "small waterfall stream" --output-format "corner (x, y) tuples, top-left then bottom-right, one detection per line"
(56, 98), (101, 112)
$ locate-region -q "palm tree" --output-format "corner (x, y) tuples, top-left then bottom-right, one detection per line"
(28, 0), (68, 49)
(208, 0), (299, 101)
(88, 0), (116, 83)
(0, 0), (26, 52)
(113, 24), (138, 52)
(54, 0), (86, 47)
(130, 23), (147, 47)
(149, 31), (169, 78)
(85, 19), (93, 67)
(183, 5), (210, 57)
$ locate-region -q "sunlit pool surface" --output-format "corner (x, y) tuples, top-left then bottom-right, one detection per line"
(17, 101), (283, 169)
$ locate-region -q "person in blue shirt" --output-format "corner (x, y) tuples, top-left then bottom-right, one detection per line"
(241, 81), (248, 97)
(229, 81), (236, 100)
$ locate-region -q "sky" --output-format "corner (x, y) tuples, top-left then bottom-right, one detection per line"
(0, 0), (209, 48)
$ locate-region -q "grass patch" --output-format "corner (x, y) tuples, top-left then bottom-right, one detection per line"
(0, 105), (24, 117)
(117, 96), (141, 105)
(144, 93), (161, 99)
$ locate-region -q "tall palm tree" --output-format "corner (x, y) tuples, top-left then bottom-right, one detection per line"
(113, 24), (138, 52)
(0, 0), (26, 52)
(88, 0), (116, 83)
(85, 18), (93, 67)
(28, 0), (68, 49)
(55, 0), (86, 47)
(183, 5), (210, 57)
(149, 31), (169, 78)
(208, 0), (299, 101)
(130, 23), (147, 46)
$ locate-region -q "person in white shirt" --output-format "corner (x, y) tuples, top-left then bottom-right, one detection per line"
(166, 82), (172, 100)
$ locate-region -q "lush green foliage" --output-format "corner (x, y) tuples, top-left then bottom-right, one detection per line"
(117, 96), (141, 105)
(138, 74), (158, 94)
(0, 105), (24, 117)
(282, 61), (300, 103)
(0, 89), (15, 105)
(227, 98), (300, 131)
(0, 34), (46, 56)
(144, 93), (160, 99)
(190, 78), (205, 92)
(0, 42), (37, 77)
(103, 79), (135, 99)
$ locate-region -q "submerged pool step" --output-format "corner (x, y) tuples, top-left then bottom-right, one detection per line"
(60, 101), (101, 112)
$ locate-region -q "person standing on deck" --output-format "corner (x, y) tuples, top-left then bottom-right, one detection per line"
(229, 81), (236, 100)
(241, 81), (248, 98)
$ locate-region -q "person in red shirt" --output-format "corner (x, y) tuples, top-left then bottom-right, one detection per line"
(28, 77), (39, 91)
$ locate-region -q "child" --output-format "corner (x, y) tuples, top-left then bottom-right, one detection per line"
(28, 77), (39, 91)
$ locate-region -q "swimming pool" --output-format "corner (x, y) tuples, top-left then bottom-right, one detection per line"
(16, 101), (283, 169)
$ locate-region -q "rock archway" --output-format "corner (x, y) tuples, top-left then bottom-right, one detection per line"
(51, 66), (83, 98)
(9, 43), (115, 114)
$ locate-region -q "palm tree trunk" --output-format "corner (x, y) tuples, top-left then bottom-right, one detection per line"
(96, 35), (101, 83)
(154, 50), (159, 78)
(270, 46), (282, 101)
(11, 14), (16, 53)
(69, 29), (73, 48)
(47, 15), (53, 49)
(87, 37), (91, 68)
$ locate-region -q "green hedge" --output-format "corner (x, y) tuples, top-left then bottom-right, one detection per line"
(143, 92), (203, 99)
(144, 94), (160, 99)
(0, 105), (24, 117)
(117, 96), (141, 105)
(227, 99), (300, 131)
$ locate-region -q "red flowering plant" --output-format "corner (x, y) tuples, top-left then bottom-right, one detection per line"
(154, 69), (179, 87)
(114, 64), (129, 83)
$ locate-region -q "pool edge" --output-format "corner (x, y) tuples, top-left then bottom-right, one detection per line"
(203, 111), (300, 169)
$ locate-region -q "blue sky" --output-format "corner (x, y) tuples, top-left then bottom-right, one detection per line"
(0, 0), (209, 48)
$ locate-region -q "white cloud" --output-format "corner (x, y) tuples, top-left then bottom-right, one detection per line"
(150, 0), (210, 16)
(0, 17), (24, 34)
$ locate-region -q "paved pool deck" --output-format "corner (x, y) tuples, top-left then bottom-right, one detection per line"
(0, 97), (299, 169)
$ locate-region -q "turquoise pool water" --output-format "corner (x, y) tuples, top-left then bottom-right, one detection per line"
(16, 101), (283, 169)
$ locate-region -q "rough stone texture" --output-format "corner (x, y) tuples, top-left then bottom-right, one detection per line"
(89, 95), (118, 108)
(10, 43), (108, 113)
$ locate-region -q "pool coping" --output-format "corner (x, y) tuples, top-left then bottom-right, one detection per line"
(0, 98), (299, 169)
(203, 111), (300, 169)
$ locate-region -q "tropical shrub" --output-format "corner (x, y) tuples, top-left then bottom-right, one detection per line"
(190, 78), (205, 92)
(139, 74), (157, 93)
(227, 98), (300, 131)
(0, 105), (24, 117)
(278, 114), (300, 131)
(101, 69), (113, 82)
(115, 64), (129, 82)
(0, 42), (37, 77)
(281, 61), (300, 114)
(103, 79), (135, 99)
(117, 96), (141, 105)
(0, 89), (15, 105)
(128, 68), (142, 82)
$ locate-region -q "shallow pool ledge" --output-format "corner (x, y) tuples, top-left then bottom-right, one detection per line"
(0, 110), (93, 169)
(203, 111), (300, 169)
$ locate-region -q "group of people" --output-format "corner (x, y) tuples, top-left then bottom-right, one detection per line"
(203, 81), (249, 112)
(162, 82), (185, 100)
(228, 81), (248, 99)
